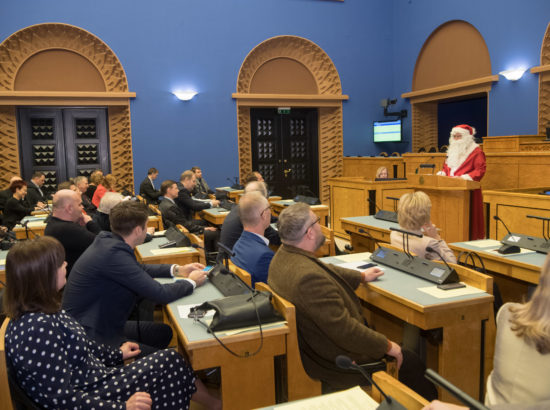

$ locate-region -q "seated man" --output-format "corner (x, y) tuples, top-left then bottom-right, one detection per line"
(159, 179), (219, 256)
(231, 191), (274, 285)
(139, 167), (161, 204)
(176, 170), (220, 223)
(191, 166), (214, 198)
(218, 181), (280, 262)
(0, 176), (22, 212)
(74, 175), (97, 215)
(62, 201), (208, 355)
(268, 203), (436, 398)
(44, 189), (101, 276)
(26, 171), (48, 208)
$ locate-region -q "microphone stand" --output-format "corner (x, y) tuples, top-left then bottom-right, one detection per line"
(493, 215), (520, 254)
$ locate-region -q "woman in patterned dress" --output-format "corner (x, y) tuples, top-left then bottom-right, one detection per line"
(3, 236), (221, 410)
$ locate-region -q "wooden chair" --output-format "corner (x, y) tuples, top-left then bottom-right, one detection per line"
(255, 282), (322, 401)
(136, 195), (146, 204)
(372, 371), (429, 409)
(227, 260), (252, 288)
(148, 204), (164, 231)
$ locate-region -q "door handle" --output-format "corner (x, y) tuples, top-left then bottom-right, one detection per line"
(283, 168), (292, 177)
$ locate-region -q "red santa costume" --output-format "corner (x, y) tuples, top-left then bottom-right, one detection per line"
(437, 124), (486, 240)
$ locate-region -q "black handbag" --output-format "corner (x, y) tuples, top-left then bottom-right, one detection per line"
(193, 291), (283, 332)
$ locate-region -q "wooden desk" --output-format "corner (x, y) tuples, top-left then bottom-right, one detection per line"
(320, 253), (494, 402)
(340, 215), (398, 252)
(450, 239), (545, 303)
(271, 200), (329, 226)
(216, 186), (244, 202)
(343, 156), (405, 179)
(12, 215), (48, 240)
(161, 280), (288, 410)
(135, 236), (200, 265)
(147, 215), (162, 231)
(200, 207), (230, 225)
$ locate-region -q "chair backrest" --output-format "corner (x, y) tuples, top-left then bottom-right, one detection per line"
(255, 282), (322, 401)
(315, 225), (336, 257)
(227, 260), (252, 288)
(0, 318), (14, 410)
(148, 205), (164, 231)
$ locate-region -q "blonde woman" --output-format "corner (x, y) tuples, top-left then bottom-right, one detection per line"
(486, 253), (550, 405)
(375, 166), (388, 179)
(390, 191), (456, 263)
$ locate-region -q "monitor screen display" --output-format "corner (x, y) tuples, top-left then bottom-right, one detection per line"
(373, 119), (402, 143)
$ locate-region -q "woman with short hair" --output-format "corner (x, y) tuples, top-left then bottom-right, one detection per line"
(92, 173), (117, 207)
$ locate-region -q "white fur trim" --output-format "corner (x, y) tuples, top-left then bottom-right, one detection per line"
(460, 174), (473, 181)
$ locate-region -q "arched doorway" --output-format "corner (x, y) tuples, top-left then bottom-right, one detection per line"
(533, 23), (550, 136)
(233, 35), (348, 203)
(402, 20), (498, 152)
(0, 23), (135, 190)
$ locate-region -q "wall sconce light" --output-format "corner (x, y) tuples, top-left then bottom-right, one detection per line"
(499, 68), (527, 81)
(173, 91), (198, 101)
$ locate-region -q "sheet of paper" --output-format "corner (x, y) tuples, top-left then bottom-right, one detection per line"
(337, 260), (377, 271)
(333, 253), (373, 263)
(418, 283), (486, 299)
(153, 230), (166, 237)
(0, 259), (5, 266)
(276, 385), (378, 410)
(221, 320), (288, 336)
(216, 186), (231, 190)
(470, 239), (501, 248)
(150, 247), (195, 256)
(487, 247), (536, 255)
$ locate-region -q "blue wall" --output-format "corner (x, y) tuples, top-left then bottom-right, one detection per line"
(2, 0), (550, 189)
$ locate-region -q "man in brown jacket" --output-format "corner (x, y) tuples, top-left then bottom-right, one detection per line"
(268, 203), (436, 398)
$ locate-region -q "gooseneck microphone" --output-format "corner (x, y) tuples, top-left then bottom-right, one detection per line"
(424, 369), (489, 410)
(426, 246), (455, 274)
(21, 220), (41, 240)
(493, 215), (520, 254)
(367, 197), (382, 212)
(358, 228), (381, 249)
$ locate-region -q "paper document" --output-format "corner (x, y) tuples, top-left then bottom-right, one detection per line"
(418, 283), (486, 299)
(470, 239), (501, 248)
(153, 230), (166, 237)
(338, 260), (376, 271)
(276, 385), (378, 409)
(150, 247), (195, 256)
(333, 253), (373, 263)
(0, 259), (5, 266)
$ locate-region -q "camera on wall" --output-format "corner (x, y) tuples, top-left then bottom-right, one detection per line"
(380, 98), (407, 119)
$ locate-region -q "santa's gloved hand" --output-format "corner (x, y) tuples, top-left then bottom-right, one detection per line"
(460, 174), (473, 181)
(436, 171), (445, 176)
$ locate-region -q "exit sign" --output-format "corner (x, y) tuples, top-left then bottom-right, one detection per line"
(277, 107), (291, 114)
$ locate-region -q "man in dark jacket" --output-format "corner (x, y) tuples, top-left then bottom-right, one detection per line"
(139, 167), (161, 204)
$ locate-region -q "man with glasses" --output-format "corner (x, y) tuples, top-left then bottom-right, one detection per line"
(231, 191), (274, 285)
(268, 202), (437, 399)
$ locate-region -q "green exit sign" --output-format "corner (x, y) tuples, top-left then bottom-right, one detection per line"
(277, 107), (291, 114)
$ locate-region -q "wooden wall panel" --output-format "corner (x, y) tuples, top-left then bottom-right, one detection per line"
(0, 106), (19, 186)
(412, 102), (438, 153)
(318, 107), (343, 203)
(108, 106), (134, 191)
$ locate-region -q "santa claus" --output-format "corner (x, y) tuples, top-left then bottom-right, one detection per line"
(437, 124), (486, 239)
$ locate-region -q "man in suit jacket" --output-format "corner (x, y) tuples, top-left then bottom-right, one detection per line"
(62, 200), (208, 356)
(231, 191), (274, 285)
(26, 171), (47, 207)
(176, 170), (220, 222)
(191, 166), (214, 198)
(268, 203), (436, 399)
(74, 175), (97, 215)
(139, 167), (161, 204)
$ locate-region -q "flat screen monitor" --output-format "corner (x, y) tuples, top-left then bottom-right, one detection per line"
(373, 119), (402, 143)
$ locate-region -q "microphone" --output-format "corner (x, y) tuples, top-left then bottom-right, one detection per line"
(425, 246), (458, 281)
(389, 227), (421, 260)
(493, 215), (520, 254)
(335, 355), (405, 410)
(424, 369), (489, 410)
(217, 242), (235, 268)
(21, 220), (41, 239)
(358, 228), (381, 249)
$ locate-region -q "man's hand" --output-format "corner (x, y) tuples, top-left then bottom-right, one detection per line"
(126, 392), (152, 410)
(361, 267), (384, 282)
(146, 227), (155, 235)
(386, 341), (403, 369)
(36, 201), (46, 209)
(205, 226), (217, 231)
(120, 341), (141, 360)
(422, 400), (468, 410)
(175, 263), (205, 277)
(211, 199), (220, 207)
(77, 214), (92, 226)
(188, 269), (208, 286)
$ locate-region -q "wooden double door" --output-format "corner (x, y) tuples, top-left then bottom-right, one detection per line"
(251, 108), (319, 199)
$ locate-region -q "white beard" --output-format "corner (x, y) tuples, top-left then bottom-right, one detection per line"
(446, 137), (477, 174)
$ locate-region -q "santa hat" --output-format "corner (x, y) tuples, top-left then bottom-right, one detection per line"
(451, 124), (476, 138)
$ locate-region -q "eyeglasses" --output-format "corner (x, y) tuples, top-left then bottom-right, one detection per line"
(260, 205), (272, 217)
(303, 216), (320, 236)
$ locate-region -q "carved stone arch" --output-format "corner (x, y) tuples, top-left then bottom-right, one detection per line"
(233, 35), (348, 203)
(402, 20), (498, 152)
(0, 23), (135, 189)
(536, 23), (550, 134)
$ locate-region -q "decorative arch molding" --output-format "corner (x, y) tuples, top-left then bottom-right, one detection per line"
(402, 20), (498, 152)
(531, 23), (550, 135)
(233, 35), (348, 203)
(0, 23), (135, 189)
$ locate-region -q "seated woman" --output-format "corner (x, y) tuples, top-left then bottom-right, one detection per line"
(375, 166), (389, 179)
(3, 180), (44, 230)
(390, 191), (456, 263)
(3, 236), (220, 409)
(92, 173), (117, 207)
(93, 191), (124, 231)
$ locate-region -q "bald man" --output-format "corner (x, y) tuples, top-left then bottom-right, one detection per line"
(44, 189), (101, 276)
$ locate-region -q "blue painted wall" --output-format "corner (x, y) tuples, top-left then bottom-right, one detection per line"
(2, 0), (549, 189)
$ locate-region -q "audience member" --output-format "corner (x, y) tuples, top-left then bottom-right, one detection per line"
(57, 179), (77, 191)
(231, 191), (274, 285)
(3, 236), (220, 409)
(243, 170), (264, 184)
(62, 201), (209, 355)
(376, 166), (389, 179)
(44, 189), (100, 275)
(218, 181), (280, 262)
(92, 192), (124, 231)
(191, 166), (214, 198)
(391, 191), (456, 263)
(26, 171), (47, 207)
(74, 175), (97, 214)
(437, 124), (486, 239)
(176, 170), (219, 223)
(0, 176), (22, 212)
(86, 169), (103, 200)
(268, 202), (436, 398)
(92, 173), (117, 207)
(3, 180), (43, 230)
(139, 167), (161, 204)
(159, 180), (219, 258)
